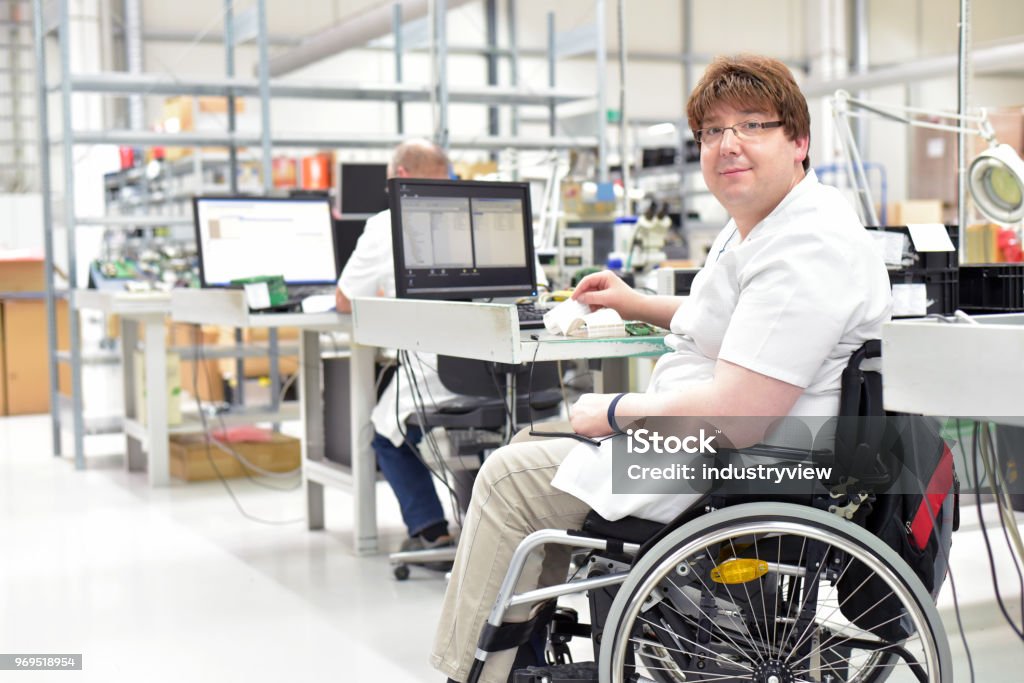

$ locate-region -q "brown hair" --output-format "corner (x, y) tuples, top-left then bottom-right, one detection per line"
(686, 54), (810, 171)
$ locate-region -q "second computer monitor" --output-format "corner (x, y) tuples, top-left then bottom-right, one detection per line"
(389, 178), (537, 300)
(193, 195), (337, 287)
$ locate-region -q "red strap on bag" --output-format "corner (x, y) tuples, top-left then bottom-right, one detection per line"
(909, 444), (954, 551)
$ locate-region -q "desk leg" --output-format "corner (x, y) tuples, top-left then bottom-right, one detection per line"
(301, 330), (326, 530)
(122, 319), (145, 474)
(594, 357), (629, 394)
(143, 316), (170, 487)
(350, 342), (377, 555)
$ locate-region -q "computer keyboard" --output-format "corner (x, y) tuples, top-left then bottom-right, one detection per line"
(289, 285), (335, 299)
(515, 302), (548, 329)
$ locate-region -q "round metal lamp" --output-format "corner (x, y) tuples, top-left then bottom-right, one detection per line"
(969, 143), (1024, 225)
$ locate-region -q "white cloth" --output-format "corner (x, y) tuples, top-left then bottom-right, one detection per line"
(551, 171), (894, 523)
(338, 209), (457, 446)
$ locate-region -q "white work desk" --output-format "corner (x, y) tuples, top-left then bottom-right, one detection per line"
(353, 298), (668, 378)
(74, 289), (173, 486)
(882, 313), (1024, 424)
(170, 289), (377, 553)
(75, 289), (303, 486)
(351, 298), (669, 552)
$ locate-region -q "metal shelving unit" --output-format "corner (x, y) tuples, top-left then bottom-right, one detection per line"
(1, 1), (34, 191)
(35, 0), (607, 469)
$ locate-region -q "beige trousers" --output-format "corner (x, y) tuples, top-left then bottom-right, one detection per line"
(430, 434), (590, 683)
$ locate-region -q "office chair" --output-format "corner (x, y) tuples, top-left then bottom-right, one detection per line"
(390, 356), (564, 580)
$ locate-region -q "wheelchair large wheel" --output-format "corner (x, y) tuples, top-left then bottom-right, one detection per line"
(598, 503), (950, 683)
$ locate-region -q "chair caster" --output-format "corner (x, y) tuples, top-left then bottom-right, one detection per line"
(393, 563), (411, 581)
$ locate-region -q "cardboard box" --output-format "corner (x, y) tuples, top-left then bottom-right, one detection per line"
(160, 96), (251, 161)
(133, 350), (182, 427)
(3, 299), (50, 414)
(965, 223), (1005, 264)
(162, 95), (246, 133)
(0, 256), (44, 292)
(911, 107), (1024, 221)
(910, 126), (957, 205)
(981, 108), (1024, 156)
(0, 304), (6, 414)
(168, 431), (300, 481)
(886, 199), (945, 226)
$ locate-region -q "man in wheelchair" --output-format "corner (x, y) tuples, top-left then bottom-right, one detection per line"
(431, 54), (952, 683)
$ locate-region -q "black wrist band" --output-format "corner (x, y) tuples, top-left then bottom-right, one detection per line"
(607, 392), (628, 434)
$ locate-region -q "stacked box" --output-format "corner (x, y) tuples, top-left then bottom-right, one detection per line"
(169, 431), (300, 481)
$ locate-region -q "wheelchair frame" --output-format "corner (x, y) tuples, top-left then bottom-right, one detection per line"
(461, 340), (955, 683)
(467, 499), (951, 683)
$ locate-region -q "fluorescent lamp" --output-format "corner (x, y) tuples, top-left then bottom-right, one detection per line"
(645, 123), (677, 137)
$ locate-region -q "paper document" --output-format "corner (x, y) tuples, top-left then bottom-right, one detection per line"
(907, 224), (955, 252)
(543, 299), (626, 338)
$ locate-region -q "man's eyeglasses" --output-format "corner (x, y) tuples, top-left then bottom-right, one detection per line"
(695, 120), (783, 145)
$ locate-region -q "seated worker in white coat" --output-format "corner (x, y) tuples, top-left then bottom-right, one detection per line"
(336, 140), (459, 554)
(430, 54), (893, 683)
(336, 139), (551, 558)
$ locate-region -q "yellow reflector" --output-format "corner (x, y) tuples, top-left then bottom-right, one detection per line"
(711, 558), (769, 584)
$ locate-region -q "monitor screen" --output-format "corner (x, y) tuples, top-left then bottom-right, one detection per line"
(389, 178), (537, 300)
(332, 218), (366, 274)
(339, 163), (388, 215)
(193, 196), (337, 287)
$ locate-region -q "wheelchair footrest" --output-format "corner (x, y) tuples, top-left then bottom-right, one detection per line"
(512, 662), (598, 682)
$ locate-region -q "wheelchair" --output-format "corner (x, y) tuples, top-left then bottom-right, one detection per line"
(465, 341), (956, 683)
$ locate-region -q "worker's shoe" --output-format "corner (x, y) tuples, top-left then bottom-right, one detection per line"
(399, 534), (456, 571)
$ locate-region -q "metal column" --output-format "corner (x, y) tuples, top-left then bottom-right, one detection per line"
(616, 0), (628, 214)
(255, 0), (280, 409)
(956, 0), (970, 265)
(224, 0), (239, 193)
(58, 0), (85, 467)
(546, 12), (556, 137)
(433, 0), (449, 149)
(33, 0), (61, 456)
(595, 0), (608, 183)
(393, 3), (404, 134)
(680, 0), (693, 234)
(485, 0), (498, 139)
(506, 0), (518, 139)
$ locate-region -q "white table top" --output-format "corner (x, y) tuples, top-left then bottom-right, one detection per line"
(883, 313), (1024, 424)
(170, 288), (351, 331)
(73, 289), (171, 316)
(352, 298), (668, 363)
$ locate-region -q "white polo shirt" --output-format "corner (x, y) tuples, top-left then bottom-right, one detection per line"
(551, 171), (893, 522)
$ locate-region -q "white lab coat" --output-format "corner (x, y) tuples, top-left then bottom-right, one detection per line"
(551, 171), (893, 522)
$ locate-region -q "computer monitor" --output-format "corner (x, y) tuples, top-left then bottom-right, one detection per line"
(338, 162), (388, 215)
(389, 178), (537, 300)
(332, 218), (366, 274)
(192, 195), (337, 287)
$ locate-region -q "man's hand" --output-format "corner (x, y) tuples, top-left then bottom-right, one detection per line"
(572, 271), (642, 318)
(570, 393), (617, 437)
(335, 286), (352, 313)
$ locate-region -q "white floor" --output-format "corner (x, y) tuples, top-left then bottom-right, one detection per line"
(1, 414), (1022, 682)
